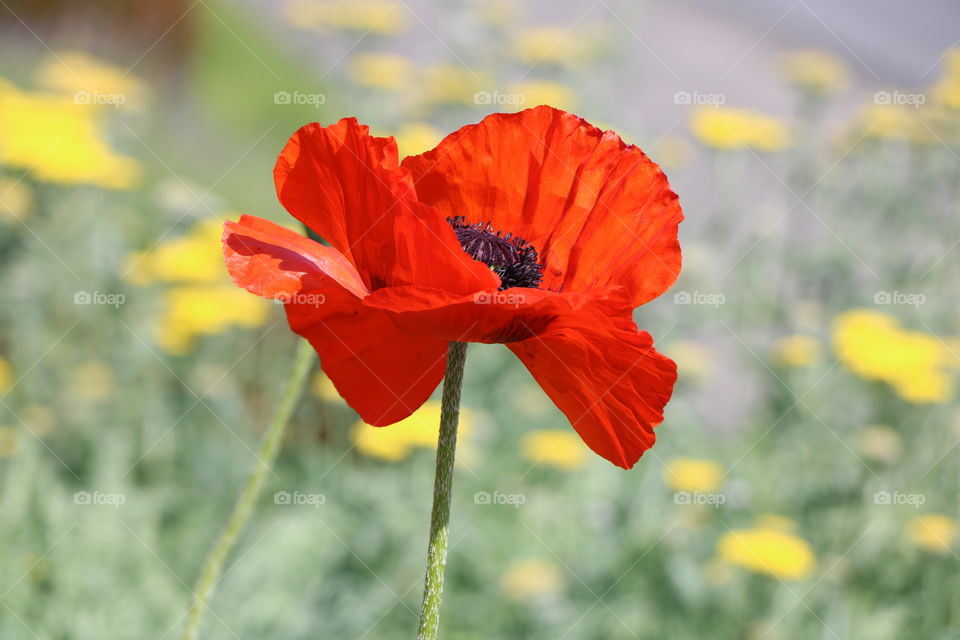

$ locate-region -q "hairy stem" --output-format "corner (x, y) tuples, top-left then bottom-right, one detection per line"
(416, 341), (468, 640)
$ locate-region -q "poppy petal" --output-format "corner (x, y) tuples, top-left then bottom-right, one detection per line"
(274, 119), (498, 294)
(223, 215), (368, 300)
(507, 289), (676, 469)
(363, 284), (583, 344)
(403, 105), (683, 306)
(286, 286), (448, 425)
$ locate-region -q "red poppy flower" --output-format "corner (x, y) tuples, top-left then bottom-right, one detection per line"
(223, 105), (682, 469)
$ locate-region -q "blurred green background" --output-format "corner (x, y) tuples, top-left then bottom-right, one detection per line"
(0, 0), (958, 638)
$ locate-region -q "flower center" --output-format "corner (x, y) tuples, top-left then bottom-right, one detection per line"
(448, 216), (543, 290)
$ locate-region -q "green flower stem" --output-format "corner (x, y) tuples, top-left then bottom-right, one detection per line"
(416, 341), (468, 640)
(181, 338), (314, 640)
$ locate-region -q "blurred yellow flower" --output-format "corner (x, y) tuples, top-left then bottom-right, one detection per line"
(128, 218), (271, 354)
(689, 107), (791, 152)
(753, 514), (798, 532)
(520, 429), (587, 470)
(906, 514), (957, 554)
(348, 53), (414, 90)
(857, 103), (917, 141)
(478, 0), (520, 27)
(663, 457), (724, 493)
(285, 0), (406, 34)
(0, 355), (12, 393)
(394, 123), (442, 158)
(157, 285), (271, 354)
(68, 361), (115, 401)
(506, 80), (577, 112)
(666, 340), (714, 382)
(500, 558), (565, 600)
(0, 78), (140, 188)
(126, 219), (226, 285)
(833, 310), (952, 403)
(653, 135), (693, 170)
(513, 25), (595, 68)
(855, 424), (902, 464)
(0, 177), (33, 222)
(21, 404), (57, 437)
(779, 50), (849, 95)
(0, 426), (19, 457)
(35, 51), (146, 109)
(772, 334), (821, 367)
(932, 49), (960, 109)
(718, 524), (816, 579)
(352, 401), (473, 461)
(422, 64), (491, 105)
(310, 372), (342, 402)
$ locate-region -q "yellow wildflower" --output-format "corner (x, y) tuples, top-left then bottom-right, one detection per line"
(718, 524), (816, 579)
(21, 405), (57, 437)
(772, 334), (821, 367)
(513, 25), (596, 68)
(0, 356), (11, 393)
(310, 372), (342, 402)
(68, 361), (115, 401)
(932, 49), (960, 109)
(478, 0), (520, 28)
(500, 559), (565, 600)
(352, 402), (473, 461)
(157, 285), (271, 354)
(506, 80), (577, 112)
(906, 514), (957, 554)
(0, 426), (19, 457)
(653, 135), (693, 170)
(285, 0), (406, 34)
(779, 49), (849, 95)
(128, 218), (271, 353)
(0, 177), (33, 222)
(125, 219), (226, 285)
(394, 123), (442, 158)
(855, 425), (902, 464)
(519, 429), (587, 470)
(857, 103), (918, 141)
(833, 310), (952, 403)
(689, 107), (791, 151)
(348, 53), (414, 90)
(0, 78), (140, 188)
(35, 51), (146, 109)
(666, 340), (714, 382)
(422, 64), (491, 105)
(753, 514), (798, 532)
(663, 457), (724, 493)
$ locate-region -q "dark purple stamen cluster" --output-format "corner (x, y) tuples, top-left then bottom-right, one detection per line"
(448, 216), (544, 290)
